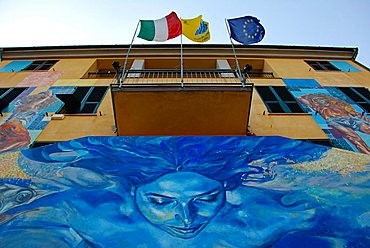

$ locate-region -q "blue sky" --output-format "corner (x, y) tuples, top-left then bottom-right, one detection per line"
(0, 0), (369, 66)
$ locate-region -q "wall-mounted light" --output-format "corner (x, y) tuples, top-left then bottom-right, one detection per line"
(243, 64), (253, 73)
(112, 61), (121, 73)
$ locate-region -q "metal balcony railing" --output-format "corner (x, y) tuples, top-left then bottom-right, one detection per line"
(111, 69), (239, 86)
(110, 69), (273, 87)
(128, 69), (237, 78)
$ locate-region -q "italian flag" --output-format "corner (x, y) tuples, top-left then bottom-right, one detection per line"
(138, 12), (182, 42)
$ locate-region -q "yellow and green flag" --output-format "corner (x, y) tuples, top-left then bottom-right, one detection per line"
(181, 15), (210, 43)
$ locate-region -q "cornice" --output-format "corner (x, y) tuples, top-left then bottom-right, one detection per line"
(1, 44), (358, 60)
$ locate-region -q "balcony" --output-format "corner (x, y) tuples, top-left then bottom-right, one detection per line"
(110, 69), (254, 136)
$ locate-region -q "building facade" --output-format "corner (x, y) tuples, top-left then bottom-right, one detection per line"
(0, 44), (369, 154)
(1, 44), (370, 247)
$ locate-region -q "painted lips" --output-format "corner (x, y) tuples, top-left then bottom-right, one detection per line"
(167, 224), (204, 235)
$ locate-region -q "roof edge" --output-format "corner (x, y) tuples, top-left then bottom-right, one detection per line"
(1, 43), (358, 52)
(0, 44), (359, 61)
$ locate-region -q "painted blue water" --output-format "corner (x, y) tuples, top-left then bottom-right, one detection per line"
(0, 136), (369, 247)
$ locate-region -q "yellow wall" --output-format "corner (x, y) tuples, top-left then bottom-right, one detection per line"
(0, 71), (32, 87)
(112, 89), (252, 136)
(1, 55), (369, 143)
(36, 90), (115, 141)
(53, 79), (111, 87)
(53, 59), (96, 79)
(265, 59), (313, 78)
(265, 58), (369, 87)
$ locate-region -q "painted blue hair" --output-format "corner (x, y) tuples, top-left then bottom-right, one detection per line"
(19, 136), (329, 190)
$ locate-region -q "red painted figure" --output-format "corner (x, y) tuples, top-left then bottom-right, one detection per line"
(298, 93), (370, 154)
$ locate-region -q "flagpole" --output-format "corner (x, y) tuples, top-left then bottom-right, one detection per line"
(120, 20), (140, 88)
(224, 19), (245, 87)
(180, 34), (184, 87)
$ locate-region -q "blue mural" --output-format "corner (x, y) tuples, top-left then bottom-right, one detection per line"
(0, 136), (369, 247)
(0, 61), (33, 72)
(329, 61), (361, 72)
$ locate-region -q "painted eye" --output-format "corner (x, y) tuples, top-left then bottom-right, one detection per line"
(195, 193), (219, 203)
(148, 197), (174, 206)
(15, 190), (34, 203)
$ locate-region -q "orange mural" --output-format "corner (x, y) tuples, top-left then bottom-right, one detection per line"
(0, 121), (30, 153)
(298, 93), (370, 154)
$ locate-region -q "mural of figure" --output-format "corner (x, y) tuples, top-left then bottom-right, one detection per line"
(135, 172), (226, 239)
(298, 93), (370, 154)
(0, 90), (59, 153)
(0, 136), (369, 247)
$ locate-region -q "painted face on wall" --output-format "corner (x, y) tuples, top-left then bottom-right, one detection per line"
(135, 172), (226, 239)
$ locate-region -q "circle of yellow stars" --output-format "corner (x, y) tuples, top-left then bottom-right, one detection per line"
(243, 19), (259, 39)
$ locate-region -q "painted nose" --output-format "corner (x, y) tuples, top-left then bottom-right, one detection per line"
(175, 202), (194, 226)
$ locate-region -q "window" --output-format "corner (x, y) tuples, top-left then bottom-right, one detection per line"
(337, 87), (370, 112)
(22, 60), (58, 71)
(0, 87), (27, 112)
(56, 86), (108, 114)
(305, 61), (340, 71)
(256, 86), (305, 113)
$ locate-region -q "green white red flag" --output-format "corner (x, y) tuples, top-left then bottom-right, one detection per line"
(137, 12), (182, 42)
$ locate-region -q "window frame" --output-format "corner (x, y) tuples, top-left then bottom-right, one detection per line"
(305, 60), (340, 71)
(255, 86), (306, 114)
(56, 86), (108, 115)
(337, 87), (370, 113)
(22, 60), (58, 71)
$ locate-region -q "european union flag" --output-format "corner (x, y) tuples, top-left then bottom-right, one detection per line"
(227, 16), (265, 45)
